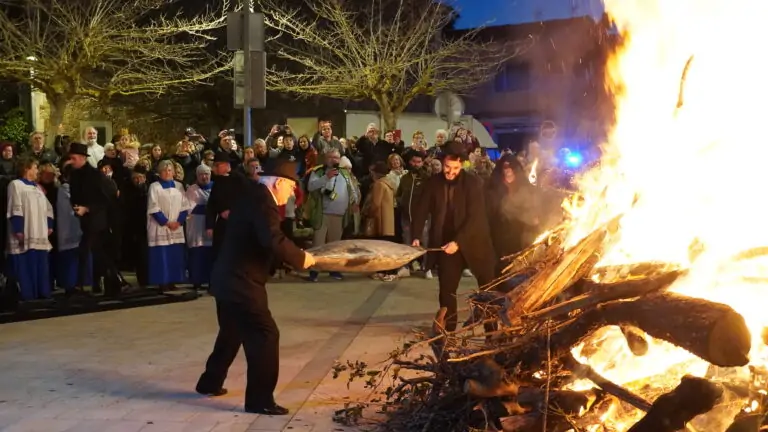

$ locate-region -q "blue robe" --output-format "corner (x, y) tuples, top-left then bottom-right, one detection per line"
(147, 179), (189, 285)
(6, 179), (53, 300)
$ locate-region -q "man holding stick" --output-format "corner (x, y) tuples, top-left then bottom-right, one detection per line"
(410, 141), (497, 332)
(196, 159), (316, 415)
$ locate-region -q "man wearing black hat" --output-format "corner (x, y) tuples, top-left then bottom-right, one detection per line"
(196, 158), (316, 415)
(205, 151), (247, 262)
(410, 141), (497, 332)
(67, 142), (123, 296)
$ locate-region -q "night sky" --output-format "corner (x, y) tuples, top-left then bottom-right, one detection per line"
(450, 0), (604, 29)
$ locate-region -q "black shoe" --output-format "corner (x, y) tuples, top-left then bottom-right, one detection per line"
(195, 386), (228, 397)
(245, 403), (289, 415)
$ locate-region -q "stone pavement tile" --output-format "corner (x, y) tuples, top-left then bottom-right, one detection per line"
(1, 417), (81, 432)
(55, 407), (134, 420)
(137, 420), (216, 432)
(210, 423), (253, 432)
(66, 419), (147, 432)
(188, 410), (256, 424)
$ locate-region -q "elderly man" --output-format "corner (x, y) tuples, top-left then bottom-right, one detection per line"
(67, 142), (122, 296)
(24, 132), (59, 165)
(356, 123), (396, 171)
(81, 126), (105, 168)
(304, 148), (359, 282)
(206, 152), (247, 262)
(196, 159), (316, 415)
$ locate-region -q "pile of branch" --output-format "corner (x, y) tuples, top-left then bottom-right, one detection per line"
(333, 217), (767, 431)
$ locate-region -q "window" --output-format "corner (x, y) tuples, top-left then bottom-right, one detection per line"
(494, 64), (531, 93)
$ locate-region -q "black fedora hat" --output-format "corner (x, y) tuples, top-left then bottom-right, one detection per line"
(213, 152), (230, 164)
(443, 140), (466, 160)
(263, 158), (298, 182)
(68, 142), (89, 157)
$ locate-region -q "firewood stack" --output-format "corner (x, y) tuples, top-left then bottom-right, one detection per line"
(333, 217), (768, 431)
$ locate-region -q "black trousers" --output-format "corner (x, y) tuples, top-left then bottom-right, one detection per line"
(197, 296), (280, 408)
(436, 251), (495, 332)
(78, 229), (120, 294)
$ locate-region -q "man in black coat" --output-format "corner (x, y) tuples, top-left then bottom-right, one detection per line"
(410, 141), (497, 332)
(205, 152), (247, 262)
(196, 159), (316, 415)
(67, 142), (122, 297)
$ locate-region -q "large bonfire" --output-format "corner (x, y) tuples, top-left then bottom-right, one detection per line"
(331, 0), (768, 430)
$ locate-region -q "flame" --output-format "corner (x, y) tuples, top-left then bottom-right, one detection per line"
(563, 0), (768, 429)
(528, 158), (538, 185)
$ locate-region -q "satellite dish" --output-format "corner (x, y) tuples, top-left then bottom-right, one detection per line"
(434, 92), (465, 124)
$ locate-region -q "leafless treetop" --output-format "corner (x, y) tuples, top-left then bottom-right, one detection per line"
(256, 0), (531, 118)
(0, 0), (233, 105)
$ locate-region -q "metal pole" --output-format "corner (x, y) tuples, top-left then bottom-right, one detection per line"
(242, 5), (252, 148)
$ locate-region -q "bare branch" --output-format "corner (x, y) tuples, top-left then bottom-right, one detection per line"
(0, 0), (234, 126)
(257, 0), (530, 126)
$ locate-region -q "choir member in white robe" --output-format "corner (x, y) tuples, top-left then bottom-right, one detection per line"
(6, 159), (54, 300)
(56, 166), (92, 293)
(147, 160), (191, 289)
(186, 164), (213, 288)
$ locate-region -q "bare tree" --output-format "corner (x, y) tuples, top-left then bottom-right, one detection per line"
(0, 0), (234, 133)
(256, 0), (530, 130)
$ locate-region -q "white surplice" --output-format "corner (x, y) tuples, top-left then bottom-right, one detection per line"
(184, 183), (212, 248)
(147, 181), (191, 247)
(56, 183), (82, 251)
(6, 180), (53, 254)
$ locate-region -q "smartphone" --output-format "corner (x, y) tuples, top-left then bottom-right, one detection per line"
(393, 130), (402, 143)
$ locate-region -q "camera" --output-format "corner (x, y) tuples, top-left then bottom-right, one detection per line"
(185, 127), (199, 137)
(226, 129), (235, 137)
(331, 162), (340, 169)
(323, 189), (338, 200)
(273, 124), (291, 136)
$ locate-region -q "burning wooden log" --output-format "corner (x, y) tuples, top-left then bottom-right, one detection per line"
(620, 325), (649, 356)
(628, 376), (723, 432)
(515, 292), (751, 368)
(524, 269), (684, 321)
(504, 215), (623, 322)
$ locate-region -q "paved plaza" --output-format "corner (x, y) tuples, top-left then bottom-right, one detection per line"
(0, 275), (477, 432)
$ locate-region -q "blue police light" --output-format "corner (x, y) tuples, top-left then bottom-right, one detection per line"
(565, 153), (583, 168)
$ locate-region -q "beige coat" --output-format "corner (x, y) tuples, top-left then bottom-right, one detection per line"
(369, 177), (396, 237)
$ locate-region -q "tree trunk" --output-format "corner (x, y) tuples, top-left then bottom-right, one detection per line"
(381, 109), (398, 132)
(45, 94), (68, 147)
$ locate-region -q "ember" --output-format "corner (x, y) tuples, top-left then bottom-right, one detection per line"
(332, 0), (768, 430)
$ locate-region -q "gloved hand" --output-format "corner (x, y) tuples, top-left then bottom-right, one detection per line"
(303, 252), (316, 269)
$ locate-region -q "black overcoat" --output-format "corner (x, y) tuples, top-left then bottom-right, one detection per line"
(411, 171), (497, 282)
(210, 180), (306, 307)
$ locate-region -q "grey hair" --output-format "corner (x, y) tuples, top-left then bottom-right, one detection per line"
(81, 126), (96, 140)
(156, 159), (174, 173)
(435, 129), (448, 139)
(366, 122), (378, 132)
(253, 138), (266, 147)
(104, 143), (115, 151)
(324, 147), (340, 157)
(196, 164), (211, 175)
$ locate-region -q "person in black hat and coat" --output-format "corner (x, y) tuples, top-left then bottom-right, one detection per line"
(196, 158), (316, 415)
(67, 142), (123, 296)
(205, 151), (247, 263)
(410, 141), (497, 332)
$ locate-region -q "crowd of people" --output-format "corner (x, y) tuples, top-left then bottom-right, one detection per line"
(0, 118), (566, 307)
